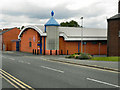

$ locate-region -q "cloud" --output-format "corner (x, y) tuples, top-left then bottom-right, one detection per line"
(0, 0), (118, 29)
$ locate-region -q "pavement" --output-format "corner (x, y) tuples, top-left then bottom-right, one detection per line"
(2, 51), (119, 72)
(1, 51), (120, 89)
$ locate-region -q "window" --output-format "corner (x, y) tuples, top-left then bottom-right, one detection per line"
(29, 38), (31, 41)
(101, 41), (107, 45)
(92, 42), (97, 44)
(83, 42), (87, 45)
(29, 42), (32, 47)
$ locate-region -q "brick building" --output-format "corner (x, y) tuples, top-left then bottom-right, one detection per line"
(0, 28), (21, 51)
(107, 1), (120, 56)
(18, 11), (107, 55)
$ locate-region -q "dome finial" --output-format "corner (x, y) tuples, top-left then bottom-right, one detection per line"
(51, 11), (54, 17)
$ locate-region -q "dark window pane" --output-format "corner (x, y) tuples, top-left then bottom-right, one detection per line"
(29, 42), (32, 47)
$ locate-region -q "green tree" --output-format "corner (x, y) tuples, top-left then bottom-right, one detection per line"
(60, 20), (80, 27)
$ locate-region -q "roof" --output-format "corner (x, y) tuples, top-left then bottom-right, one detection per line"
(0, 27), (20, 35)
(108, 13), (120, 20)
(18, 25), (47, 38)
(59, 27), (107, 41)
(45, 11), (60, 26)
(18, 25), (107, 41)
(45, 17), (60, 26)
(0, 28), (14, 35)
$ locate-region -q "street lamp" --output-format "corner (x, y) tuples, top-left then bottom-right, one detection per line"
(80, 17), (83, 53)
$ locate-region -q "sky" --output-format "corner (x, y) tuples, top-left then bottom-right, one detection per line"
(0, 0), (118, 29)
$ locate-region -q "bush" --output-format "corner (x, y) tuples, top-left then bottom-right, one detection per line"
(66, 53), (92, 60)
(77, 53), (92, 59)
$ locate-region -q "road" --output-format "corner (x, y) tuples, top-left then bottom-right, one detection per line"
(1, 52), (119, 89)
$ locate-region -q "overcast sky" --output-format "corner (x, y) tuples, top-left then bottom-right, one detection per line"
(0, 0), (118, 29)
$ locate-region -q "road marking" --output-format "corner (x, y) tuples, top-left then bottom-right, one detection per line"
(24, 56), (119, 73)
(27, 62), (31, 65)
(41, 66), (64, 73)
(9, 58), (15, 60)
(2, 56), (6, 58)
(0, 69), (34, 90)
(0, 74), (20, 89)
(1, 71), (26, 88)
(86, 78), (120, 88)
(18, 61), (24, 63)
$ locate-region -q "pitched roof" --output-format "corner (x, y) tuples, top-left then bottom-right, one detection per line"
(45, 17), (60, 26)
(0, 28), (20, 35)
(58, 27), (107, 41)
(108, 13), (120, 20)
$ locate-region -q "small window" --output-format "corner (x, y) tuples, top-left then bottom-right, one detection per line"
(29, 42), (32, 47)
(101, 42), (107, 45)
(29, 38), (31, 41)
(92, 42), (97, 44)
(83, 42), (87, 45)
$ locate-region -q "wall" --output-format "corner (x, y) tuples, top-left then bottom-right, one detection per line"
(20, 28), (40, 53)
(59, 37), (107, 55)
(107, 19), (120, 56)
(46, 26), (59, 50)
(11, 42), (16, 51)
(2, 28), (20, 51)
(0, 35), (2, 51)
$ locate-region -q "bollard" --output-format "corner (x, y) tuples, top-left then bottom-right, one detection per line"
(67, 50), (68, 55)
(33, 49), (34, 54)
(44, 50), (45, 55)
(61, 50), (63, 55)
(50, 50), (52, 55)
(56, 50), (57, 55)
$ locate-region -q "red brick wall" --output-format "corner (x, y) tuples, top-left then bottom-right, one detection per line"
(59, 37), (107, 55)
(0, 35), (2, 50)
(11, 42), (16, 51)
(20, 29), (40, 53)
(2, 28), (20, 51)
(20, 29), (107, 55)
(108, 19), (120, 56)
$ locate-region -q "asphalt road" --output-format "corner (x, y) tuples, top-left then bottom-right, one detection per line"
(1, 52), (120, 89)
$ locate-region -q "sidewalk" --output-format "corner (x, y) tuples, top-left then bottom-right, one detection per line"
(2, 51), (119, 71)
(43, 55), (119, 71)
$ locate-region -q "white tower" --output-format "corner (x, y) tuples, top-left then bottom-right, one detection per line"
(45, 11), (60, 54)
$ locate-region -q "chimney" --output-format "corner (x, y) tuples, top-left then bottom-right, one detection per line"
(118, 0), (120, 13)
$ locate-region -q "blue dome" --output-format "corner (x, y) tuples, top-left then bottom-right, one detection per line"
(45, 11), (60, 26)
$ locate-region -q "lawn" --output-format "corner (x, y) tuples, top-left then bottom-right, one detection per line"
(90, 57), (120, 62)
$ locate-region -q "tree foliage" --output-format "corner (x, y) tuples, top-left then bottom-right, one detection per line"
(60, 20), (80, 27)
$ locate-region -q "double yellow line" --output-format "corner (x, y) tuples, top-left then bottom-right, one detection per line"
(0, 69), (34, 90)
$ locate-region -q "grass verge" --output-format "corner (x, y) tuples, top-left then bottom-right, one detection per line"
(90, 57), (120, 62)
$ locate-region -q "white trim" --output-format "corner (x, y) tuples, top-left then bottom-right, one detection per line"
(18, 25), (107, 41)
(59, 32), (107, 41)
(18, 25), (47, 39)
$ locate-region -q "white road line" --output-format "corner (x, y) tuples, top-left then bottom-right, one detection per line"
(86, 78), (120, 88)
(9, 58), (15, 60)
(41, 66), (64, 73)
(18, 61), (24, 63)
(27, 62), (31, 65)
(43, 59), (47, 60)
(2, 56), (6, 58)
